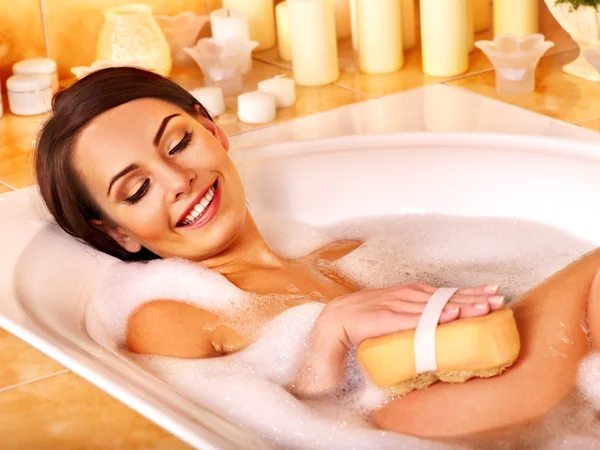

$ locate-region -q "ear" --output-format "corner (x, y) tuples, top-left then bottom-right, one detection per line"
(194, 105), (230, 152)
(90, 219), (142, 253)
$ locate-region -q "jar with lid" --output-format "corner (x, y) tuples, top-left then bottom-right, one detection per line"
(13, 58), (59, 92)
(7, 74), (53, 116)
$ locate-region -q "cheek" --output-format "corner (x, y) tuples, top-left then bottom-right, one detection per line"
(119, 195), (172, 243)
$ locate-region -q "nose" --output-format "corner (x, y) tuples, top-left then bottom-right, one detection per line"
(158, 164), (195, 202)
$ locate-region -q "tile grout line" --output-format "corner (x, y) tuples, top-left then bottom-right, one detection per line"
(0, 181), (18, 191)
(573, 115), (600, 125)
(0, 369), (70, 394)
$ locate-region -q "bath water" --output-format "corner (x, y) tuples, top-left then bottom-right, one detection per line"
(86, 214), (600, 449)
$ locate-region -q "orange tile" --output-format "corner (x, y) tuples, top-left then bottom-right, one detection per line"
(0, 111), (47, 189)
(254, 1), (575, 98)
(0, 183), (11, 193)
(447, 50), (600, 124)
(0, 328), (65, 390)
(42, 0), (210, 79)
(0, 0), (46, 80)
(0, 372), (191, 449)
(171, 60), (368, 136)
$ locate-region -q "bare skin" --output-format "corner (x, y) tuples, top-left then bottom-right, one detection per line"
(71, 96), (599, 442)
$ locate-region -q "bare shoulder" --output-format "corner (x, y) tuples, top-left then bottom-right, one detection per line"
(126, 300), (244, 358)
(304, 240), (363, 262)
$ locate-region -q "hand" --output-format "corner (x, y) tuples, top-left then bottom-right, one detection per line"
(289, 282), (503, 398)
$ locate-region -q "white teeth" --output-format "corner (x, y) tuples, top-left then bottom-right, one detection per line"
(180, 183), (217, 226)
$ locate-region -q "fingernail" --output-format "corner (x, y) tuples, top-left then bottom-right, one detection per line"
(484, 284), (499, 293)
(474, 302), (489, 311)
(489, 295), (504, 306)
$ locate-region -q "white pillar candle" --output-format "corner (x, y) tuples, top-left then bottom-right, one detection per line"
(210, 9), (253, 73)
(276, 2), (292, 62)
(257, 75), (296, 108)
(210, 9), (250, 41)
(356, 0), (403, 74)
(401, 0), (416, 50)
(473, 0), (491, 33)
(494, 0), (538, 38)
(190, 87), (226, 117)
(238, 91), (276, 123)
(420, 0), (469, 77)
(288, 0), (339, 86)
(333, 0), (352, 40)
(222, 0), (276, 51)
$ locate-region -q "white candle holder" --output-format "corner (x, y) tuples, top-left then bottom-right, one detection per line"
(582, 49), (600, 80)
(155, 12), (210, 68)
(70, 60), (140, 79)
(184, 38), (258, 96)
(475, 34), (553, 96)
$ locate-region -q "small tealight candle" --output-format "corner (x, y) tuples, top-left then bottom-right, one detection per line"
(257, 76), (296, 108)
(190, 87), (226, 117)
(237, 91), (276, 124)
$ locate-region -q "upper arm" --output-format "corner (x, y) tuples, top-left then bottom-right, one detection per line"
(126, 300), (224, 358)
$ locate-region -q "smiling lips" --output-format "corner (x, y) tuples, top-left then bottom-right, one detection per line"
(177, 180), (220, 228)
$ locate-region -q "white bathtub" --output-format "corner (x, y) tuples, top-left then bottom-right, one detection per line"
(2, 85), (600, 448)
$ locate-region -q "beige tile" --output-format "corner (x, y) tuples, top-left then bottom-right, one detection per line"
(578, 117), (600, 132)
(0, 0), (46, 80)
(254, 1), (575, 98)
(0, 328), (65, 390)
(0, 183), (11, 193)
(447, 50), (600, 124)
(42, 0), (210, 79)
(0, 111), (47, 189)
(171, 60), (369, 136)
(0, 371), (192, 449)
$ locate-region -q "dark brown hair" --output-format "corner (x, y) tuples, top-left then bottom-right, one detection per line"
(35, 67), (212, 261)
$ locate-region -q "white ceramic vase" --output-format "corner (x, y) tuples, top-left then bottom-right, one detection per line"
(544, 0), (600, 81)
(96, 4), (172, 77)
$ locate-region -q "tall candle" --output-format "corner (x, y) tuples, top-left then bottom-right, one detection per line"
(333, 0), (352, 40)
(494, 0), (538, 38)
(222, 0), (276, 51)
(356, 0), (403, 74)
(473, 0), (491, 33)
(420, 0), (469, 77)
(401, 0), (416, 50)
(288, 0), (339, 86)
(276, 2), (292, 61)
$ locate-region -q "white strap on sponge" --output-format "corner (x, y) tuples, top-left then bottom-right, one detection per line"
(414, 287), (458, 373)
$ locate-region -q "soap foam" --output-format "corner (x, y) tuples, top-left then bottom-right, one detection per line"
(86, 214), (600, 449)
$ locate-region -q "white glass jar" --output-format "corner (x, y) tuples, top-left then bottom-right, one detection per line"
(7, 74), (53, 116)
(13, 58), (59, 92)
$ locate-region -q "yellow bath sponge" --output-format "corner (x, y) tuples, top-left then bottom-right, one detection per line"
(357, 307), (521, 396)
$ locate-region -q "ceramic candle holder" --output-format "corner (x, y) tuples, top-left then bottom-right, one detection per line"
(71, 60), (140, 79)
(582, 49), (600, 79)
(475, 34), (553, 96)
(184, 38), (258, 96)
(155, 12), (209, 68)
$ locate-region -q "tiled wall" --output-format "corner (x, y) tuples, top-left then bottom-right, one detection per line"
(0, 0), (223, 80)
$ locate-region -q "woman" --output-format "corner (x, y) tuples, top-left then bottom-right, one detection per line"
(35, 67), (599, 441)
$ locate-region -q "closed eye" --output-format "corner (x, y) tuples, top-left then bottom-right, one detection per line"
(124, 179), (150, 205)
(168, 130), (193, 155)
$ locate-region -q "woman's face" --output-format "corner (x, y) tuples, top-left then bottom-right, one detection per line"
(73, 98), (247, 260)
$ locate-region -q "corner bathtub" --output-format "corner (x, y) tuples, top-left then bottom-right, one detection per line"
(2, 132), (600, 449)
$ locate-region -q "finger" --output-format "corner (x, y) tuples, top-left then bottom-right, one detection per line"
(455, 302), (491, 319)
(456, 284), (499, 295)
(447, 294), (503, 305)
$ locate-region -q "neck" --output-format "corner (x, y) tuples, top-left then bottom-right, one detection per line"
(201, 211), (285, 274)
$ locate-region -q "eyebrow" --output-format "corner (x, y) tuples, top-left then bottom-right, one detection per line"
(153, 113), (180, 146)
(107, 163), (139, 197)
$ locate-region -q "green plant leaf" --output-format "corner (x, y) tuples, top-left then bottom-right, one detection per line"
(554, 0), (600, 11)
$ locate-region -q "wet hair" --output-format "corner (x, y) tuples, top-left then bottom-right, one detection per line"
(34, 67), (212, 261)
